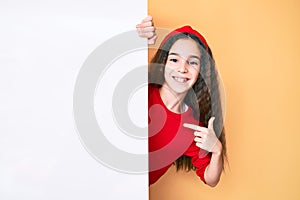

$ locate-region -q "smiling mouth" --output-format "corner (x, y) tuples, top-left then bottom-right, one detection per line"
(172, 76), (189, 83)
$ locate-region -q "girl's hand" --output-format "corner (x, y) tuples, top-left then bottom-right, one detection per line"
(183, 117), (222, 155)
(136, 16), (157, 45)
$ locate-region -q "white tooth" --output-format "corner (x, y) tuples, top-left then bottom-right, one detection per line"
(174, 77), (186, 83)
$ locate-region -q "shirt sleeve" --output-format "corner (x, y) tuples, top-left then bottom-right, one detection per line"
(184, 142), (211, 184)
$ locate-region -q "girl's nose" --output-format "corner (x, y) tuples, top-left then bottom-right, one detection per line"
(177, 59), (188, 73)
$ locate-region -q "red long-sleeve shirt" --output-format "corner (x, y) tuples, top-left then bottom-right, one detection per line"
(148, 84), (211, 185)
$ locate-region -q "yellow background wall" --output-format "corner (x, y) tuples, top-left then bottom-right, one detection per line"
(148, 0), (300, 199)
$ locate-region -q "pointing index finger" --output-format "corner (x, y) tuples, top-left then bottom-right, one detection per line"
(183, 123), (207, 132)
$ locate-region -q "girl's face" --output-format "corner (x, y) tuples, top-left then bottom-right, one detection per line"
(164, 38), (201, 95)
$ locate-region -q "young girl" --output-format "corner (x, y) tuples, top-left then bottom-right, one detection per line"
(137, 16), (227, 187)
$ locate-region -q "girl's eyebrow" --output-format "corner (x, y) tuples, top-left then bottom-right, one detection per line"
(169, 52), (200, 60)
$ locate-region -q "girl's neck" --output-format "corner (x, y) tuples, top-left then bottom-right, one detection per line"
(159, 84), (188, 114)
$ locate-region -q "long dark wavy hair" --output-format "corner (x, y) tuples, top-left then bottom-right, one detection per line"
(149, 31), (227, 171)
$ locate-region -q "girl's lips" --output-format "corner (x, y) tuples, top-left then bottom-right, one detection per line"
(172, 76), (189, 83)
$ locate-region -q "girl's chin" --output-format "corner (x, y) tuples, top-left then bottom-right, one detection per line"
(162, 81), (193, 95)
(168, 86), (190, 95)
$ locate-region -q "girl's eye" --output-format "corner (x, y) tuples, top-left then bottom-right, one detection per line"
(170, 58), (178, 63)
(189, 61), (199, 66)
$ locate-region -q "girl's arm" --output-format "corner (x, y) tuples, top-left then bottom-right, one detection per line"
(203, 140), (223, 187)
(184, 117), (223, 187)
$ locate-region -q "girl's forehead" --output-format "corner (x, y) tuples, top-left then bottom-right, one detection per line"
(169, 38), (201, 57)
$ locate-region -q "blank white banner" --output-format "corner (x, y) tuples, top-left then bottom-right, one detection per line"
(0, 0), (148, 199)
